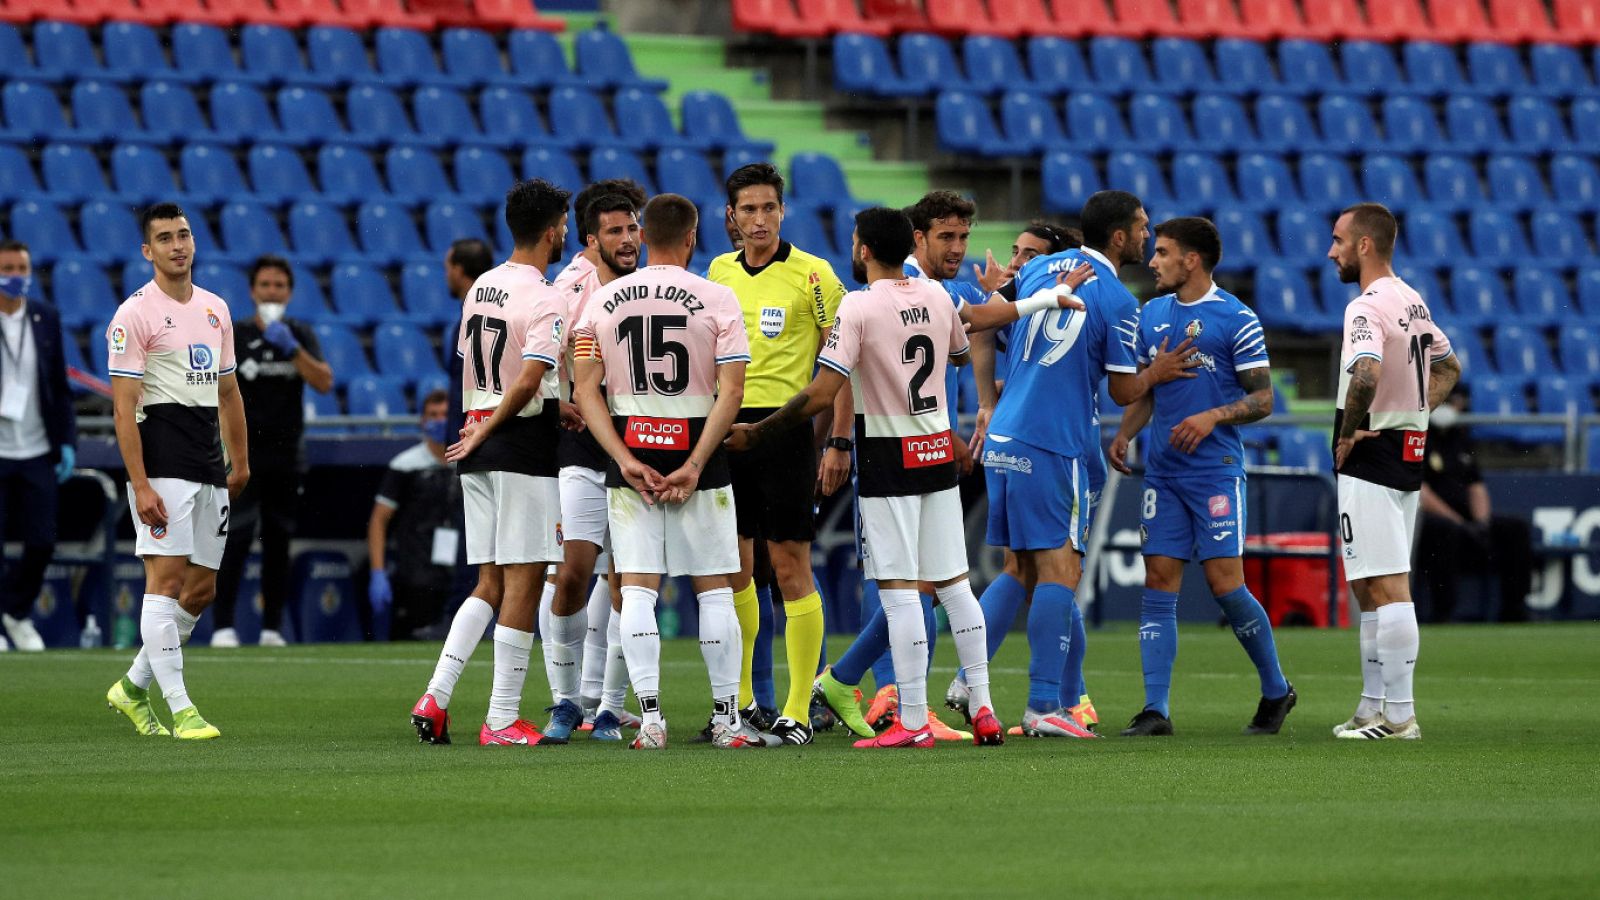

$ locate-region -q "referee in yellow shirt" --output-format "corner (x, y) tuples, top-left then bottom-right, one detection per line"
(708, 163), (850, 745)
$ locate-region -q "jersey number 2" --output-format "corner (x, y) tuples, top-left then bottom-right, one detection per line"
(464, 314), (507, 394)
(902, 335), (937, 414)
(617, 315), (689, 395)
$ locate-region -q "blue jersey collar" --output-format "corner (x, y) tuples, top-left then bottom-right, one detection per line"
(1175, 281), (1223, 307)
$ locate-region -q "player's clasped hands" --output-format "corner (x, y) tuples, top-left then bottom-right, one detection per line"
(444, 422), (484, 463)
(619, 456), (669, 505)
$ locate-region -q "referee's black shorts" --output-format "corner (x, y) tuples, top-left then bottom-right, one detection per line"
(729, 406), (817, 544)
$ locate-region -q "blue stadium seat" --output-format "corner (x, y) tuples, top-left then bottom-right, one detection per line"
(400, 259), (456, 325)
(1064, 92), (1133, 152)
(306, 26), (380, 85)
(1444, 327), (1487, 381)
(330, 263), (400, 326)
(1251, 263), (1322, 331)
(288, 201), (362, 266)
(172, 23), (264, 86)
(1467, 210), (1528, 268)
(1088, 36), (1165, 96)
(191, 263), (250, 310)
(385, 147), (456, 206)
(280, 87), (371, 148)
(34, 22), (115, 84)
(103, 22), (186, 84)
(72, 80), (151, 145)
(481, 86), (569, 152)
(778, 203), (833, 256)
(547, 86), (626, 151)
(415, 86), (511, 150)
(1296, 154), (1360, 213)
(180, 212), (225, 265)
(241, 24), (334, 88)
(1493, 323), (1556, 379)
(373, 322), (444, 384)
(177, 144), (244, 206)
(454, 146), (516, 204)
(1041, 151), (1102, 214)
(1189, 94), (1256, 153)
(1317, 265), (1357, 329)
(573, 27), (668, 92)
(1558, 324), (1600, 383)
(833, 34), (919, 98)
(1444, 96), (1508, 154)
(655, 148), (722, 206)
(1339, 41), (1405, 98)
(313, 323), (372, 377)
(139, 82), (222, 146)
(1151, 38), (1220, 95)
(1552, 155), (1600, 215)
(1381, 95), (1447, 155)
(1468, 376), (1531, 443)
(220, 201), (290, 259)
(1401, 41), (1478, 99)
(441, 28), (516, 89)
(1106, 151), (1172, 208)
(1128, 94), (1194, 152)
(1318, 95), (1381, 154)
(1213, 38), (1282, 95)
(1360, 154), (1427, 213)
(1025, 36), (1091, 96)
(303, 388), (342, 422)
(588, 148), (656, 194)
(1580, 267), (1600, 318)
(316, 145), (387, 204)
(375, 27), (463, 89)
(789, 153), (858, 210)
(1450, 265), (1502, 327)
(899, 34), (968, 97)
(1397, 267), (1443, 315)
(41, 144), (109, 203)
(284, 263), (333, 321)
(1512, 268), (1571, 326)
(614, 87), (703, 152)
(522, 146), (585, 195)
(1001, 91), (1066, 155)
(209, 83), (280, 146)
(1530, 44), (1597, 99)
(1274, 208), (1326, 265)
(1278, 39), (1345, 96)
(346, 374), (409, 419)
(963, 35), (1029, 96)
(121, 260), (151, 298)
(110, 144), (176, 206)
(506, 29), (582, 91)
(424, 200), (487, 255)
(346, 85), (437, 149)
(1422, 155), (1485, 212)
(680, 91), (775, 156)
(938, 91), (1025, 157)
(3, 81), (89, 144)
(1212, 209), (1273, 272)
(1466, 42), (1530, 97)
(1507, 97), (1574, 153)
(1234, 153), (1302, 212)
(50, 258), (117, 330)
(1275, 428), (1333, 471)
(0, 24), (40, 85)
(0, 144), (40, 203)
(357, 201), (425, 264)
(830, 202), (871, 264)
(1485, 155), (1549, 213)
(1572, 97), (1600, 149)
(1529, 210), (1591, 265)
(1170, 152), (1236, 212)
(1535, 379), (1592, 447)
(245, 144), (315, 206)
(1254, 95), (1324, 154)
(721, 146), (767, 179)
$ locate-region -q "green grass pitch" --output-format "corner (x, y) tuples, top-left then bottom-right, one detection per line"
(3, 622), (1597, 898)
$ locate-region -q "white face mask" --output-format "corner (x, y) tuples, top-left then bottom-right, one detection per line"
(257, 302), (286, 325)
(1432, 403), (1460, 430)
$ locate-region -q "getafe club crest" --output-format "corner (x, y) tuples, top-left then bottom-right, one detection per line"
(1185, 319), (1204, 340)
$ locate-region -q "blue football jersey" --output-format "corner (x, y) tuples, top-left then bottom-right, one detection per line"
(988, 248), (1139, 458)
(906, 258), (985, 432)
(1136, 283), (1269, 477)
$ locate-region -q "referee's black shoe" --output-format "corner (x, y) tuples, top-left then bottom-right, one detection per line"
(1120, 708), (1174, 737)
(767, 716), (814, 745)
(1244, 683), (1297, 735)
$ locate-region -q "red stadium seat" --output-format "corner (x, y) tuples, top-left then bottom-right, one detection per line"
(410, 0), (479, 28)
(733, 0), (830, 36)
(1109, 0), (1182, 37)
(1237, 0), (1320, 39)
(862, 0), (929, 31)
(1554, 0), (1600, 42)
(1488, 0), (1562, 44)
(1363, 0), (1433, 42)
(1045, 0), (1140, 38)
(1426, 0), (1496, 43)
(988, 0), (1073, 36)
(262, 0), (365, 28)
(797, 0), (892, 36)
(1176, 0), (1263, 38)
(1300, 0), (1381, 40)
(338, 0), (435, 29)
(132, 0), (239, 26)
(473, 0), (565, 32)
(926, 0), (1021, 37)
(16, 0), (135, 25)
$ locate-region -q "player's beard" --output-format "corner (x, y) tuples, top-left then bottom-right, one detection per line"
(600, 243), (638, 278)
(1336, 257), (1361, 284)
(851, 250), (867, 284)
(548, 242), (562, 266)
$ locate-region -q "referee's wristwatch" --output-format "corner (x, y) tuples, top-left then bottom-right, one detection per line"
(825, 437), (853, 452)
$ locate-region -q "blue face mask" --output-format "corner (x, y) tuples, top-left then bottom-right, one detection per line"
(0, 274), (30, 299)
(422, 418), (451, 445)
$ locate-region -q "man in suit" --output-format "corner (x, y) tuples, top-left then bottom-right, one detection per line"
(0, 240), (78, 652)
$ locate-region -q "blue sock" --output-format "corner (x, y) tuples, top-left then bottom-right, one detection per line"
(1139, 589), (1179, 717)
(957, 572), (1026, 683)
(833, 601), (888, 687)
(922, 592), (938, 677)
(1215, 585), (1290, 699)
(752, 585), (776, 711)
(1059, 598), (1088, 708)
(860, 580), (897, 690)
(1025, 583), (1074, 712)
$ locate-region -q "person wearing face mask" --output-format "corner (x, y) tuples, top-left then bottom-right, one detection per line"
(1416, 387), (1534, 622)
(367, 390), (463, 639)
(0, 240), (76, 653)
(210, 254), (333, 648)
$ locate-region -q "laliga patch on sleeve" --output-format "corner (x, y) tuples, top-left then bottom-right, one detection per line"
(109, 325), (127, 355)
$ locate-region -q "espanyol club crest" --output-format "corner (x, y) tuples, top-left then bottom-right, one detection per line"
(760, 306), (785, 338)
(1185, 319), (1204, 340)
(206, 308), (221, 329)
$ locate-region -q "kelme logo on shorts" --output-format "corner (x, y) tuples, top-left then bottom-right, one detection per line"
(624, 416), (689, 450)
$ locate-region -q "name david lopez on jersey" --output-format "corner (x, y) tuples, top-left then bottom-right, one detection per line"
(604, 283), (706, 315)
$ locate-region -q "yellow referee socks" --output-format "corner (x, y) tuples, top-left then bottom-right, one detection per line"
(733, 582), (760, 708)
(782, 592), (825, 721)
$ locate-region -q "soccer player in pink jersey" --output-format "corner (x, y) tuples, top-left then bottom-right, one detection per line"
(572, 193), (759, 750)
(1327, 203), (1461, 741)
(103, 202), (249, 741)
(410, 179), (571, 747)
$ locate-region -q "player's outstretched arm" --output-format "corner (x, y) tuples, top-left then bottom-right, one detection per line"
(445, 358), (548, 463)
(1169, 365), (1274, 455)
(1107, 337), (1201, 406)
(1335, 357), (1381, 469)
(962, 263), (1092, 333)
(1109, 391), (1154, 475)
(1428, 353), (1461, 411)
(968, 330), (997, 461)
(218, 372), (250, 498)
(726, 367), (847, 453)
(111, 375), (166, 528)
(660, 361), (747, 502)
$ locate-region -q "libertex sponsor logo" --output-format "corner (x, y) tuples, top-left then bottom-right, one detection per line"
(625, 416), (689, 450)
(901, 430), (953, 468)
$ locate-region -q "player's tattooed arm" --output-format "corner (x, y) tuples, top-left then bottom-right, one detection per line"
(1427, 353), (1461, 411)
(728, 367), (846, 452)
(1169, 366), (1273, 454)
(1339, 357), (1380, 440)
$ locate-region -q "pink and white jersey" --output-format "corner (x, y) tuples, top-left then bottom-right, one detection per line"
(818, 278), (970, 498)
(454, 261), (565, 477)
(106, 280), (236, 487)
(1336, 275), (1455, 491)
(554, 257), (612, 471)
(575, 265), (749, 491)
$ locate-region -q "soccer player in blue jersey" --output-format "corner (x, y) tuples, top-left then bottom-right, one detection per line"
(1108, 217), (1295, 737)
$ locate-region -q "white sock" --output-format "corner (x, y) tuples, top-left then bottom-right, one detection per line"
(619, 585), (662, 727)
(697, 588), (741, 726)
(1356, 610), (1384, 719)
(127, 601), (198, 690)
(548, 608), (587, 704)
(139, 595), (193, 713)
(538, 580), (558, 704)
(600, 609), (628, 715)
(486, 624), (534, 730)
(580, 580), (611, 705)
(1376, 602), (1419, 723)
(881, 588), (928, 730)
(936, 579), (992, 712)
(426, 596), (494, 709)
